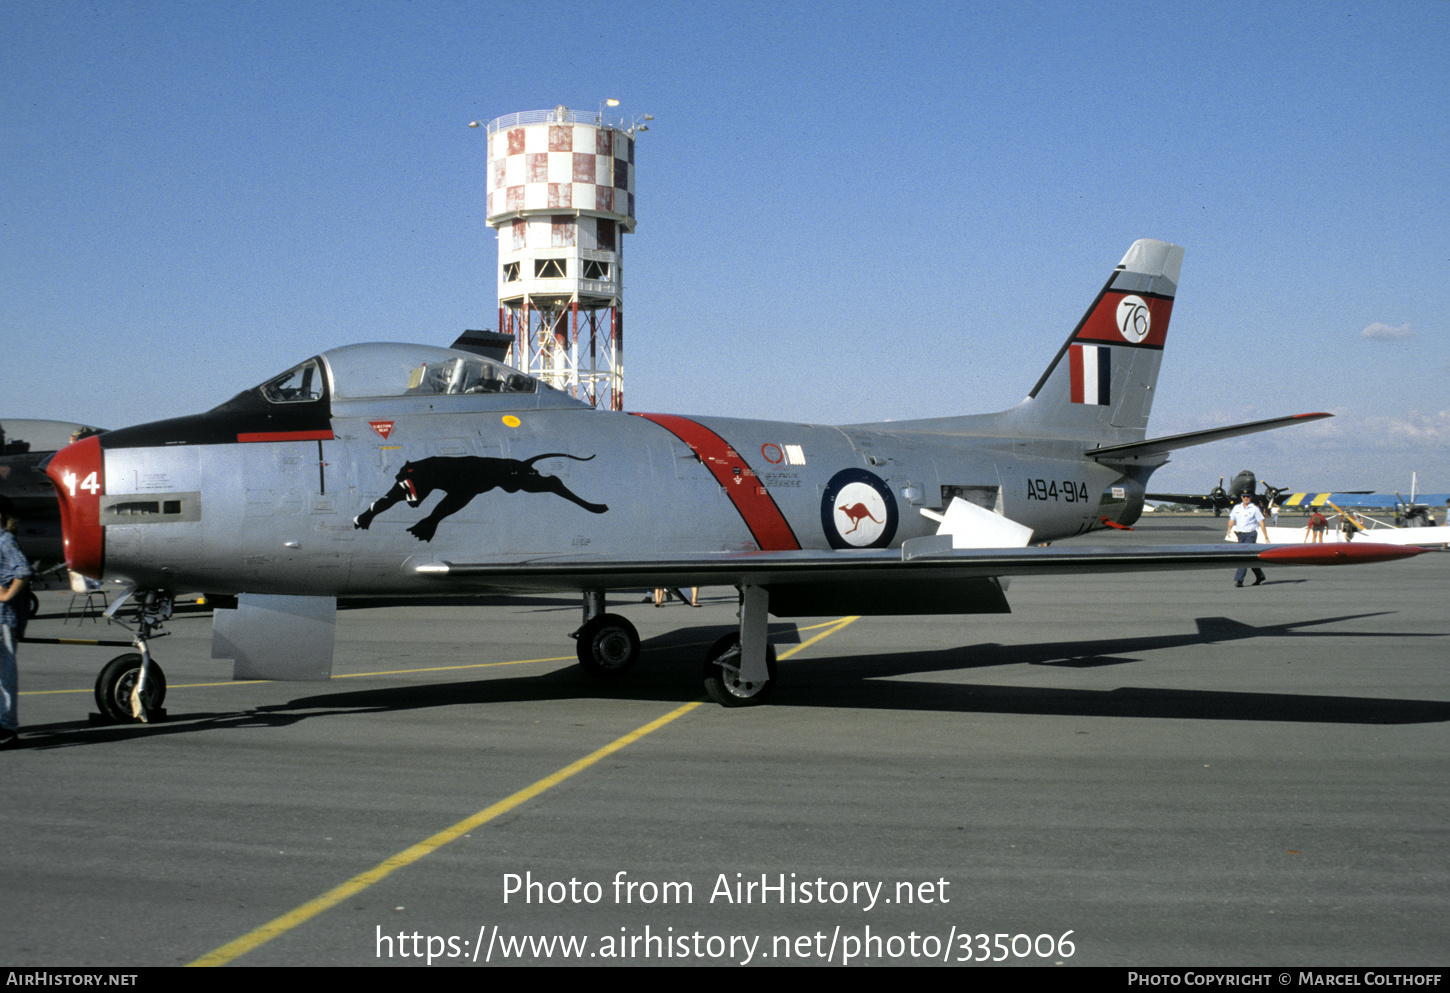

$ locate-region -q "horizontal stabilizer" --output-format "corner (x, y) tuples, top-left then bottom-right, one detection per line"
(1087, 412), (1331, 461)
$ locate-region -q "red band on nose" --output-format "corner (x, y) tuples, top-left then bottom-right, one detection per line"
(44, 435), (105, 577)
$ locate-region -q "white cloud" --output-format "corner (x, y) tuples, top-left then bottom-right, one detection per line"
(1371, 409), (1450, 446)
(1361, 322), (1415, 340)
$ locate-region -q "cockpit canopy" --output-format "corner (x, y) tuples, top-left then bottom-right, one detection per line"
(250, 343), (571, 408)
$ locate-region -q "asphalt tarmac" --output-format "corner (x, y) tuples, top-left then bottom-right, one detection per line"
(5, 515), (1446, 967)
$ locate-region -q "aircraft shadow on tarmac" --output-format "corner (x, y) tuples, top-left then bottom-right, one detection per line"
(18, 611), (1449, 748)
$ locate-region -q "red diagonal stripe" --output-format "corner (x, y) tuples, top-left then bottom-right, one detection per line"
(632, 413), (801, 551)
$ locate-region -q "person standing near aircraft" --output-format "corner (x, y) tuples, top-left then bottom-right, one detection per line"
(0, 508), (33, 748)
(653, 587), (699, 607)
(1341, 512), (1362, 542)
(1226, 491), (1269, 587)
(1304, 508), (1329, 543)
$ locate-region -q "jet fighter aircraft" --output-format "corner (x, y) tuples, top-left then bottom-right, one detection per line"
(44, 240), (1419, 718)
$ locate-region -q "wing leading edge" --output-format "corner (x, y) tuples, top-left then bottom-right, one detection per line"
(415, 541), (1419, 615)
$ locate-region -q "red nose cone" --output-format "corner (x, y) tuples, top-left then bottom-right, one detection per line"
(45, 435), (104, 577)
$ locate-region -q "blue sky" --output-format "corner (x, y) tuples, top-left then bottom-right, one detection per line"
(4, 0), (1446, 493)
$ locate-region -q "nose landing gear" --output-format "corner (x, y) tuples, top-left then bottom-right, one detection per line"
(92, 590), (173, 723)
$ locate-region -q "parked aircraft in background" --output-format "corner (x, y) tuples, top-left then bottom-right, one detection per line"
(1152, 472), (1447, 527)
(0, 419), (104, 566)
(44, 240), (1419, 720)
(1261, 517), (1450, 548)
(1281, 479), (1448, 526)
(1148, 469), (1292, 516)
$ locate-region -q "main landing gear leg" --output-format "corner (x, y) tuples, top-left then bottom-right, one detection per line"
(702, 584), (777, 707)
(580, 590), (605, 627)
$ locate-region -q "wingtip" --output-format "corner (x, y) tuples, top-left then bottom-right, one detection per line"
(1258, 543), (1422, 565)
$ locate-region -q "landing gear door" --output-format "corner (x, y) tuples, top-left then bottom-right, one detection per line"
(212, 593), (337, 680)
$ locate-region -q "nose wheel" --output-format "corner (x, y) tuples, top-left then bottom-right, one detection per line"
(575, 613), (640, 677)
(94, 653), (167, 723)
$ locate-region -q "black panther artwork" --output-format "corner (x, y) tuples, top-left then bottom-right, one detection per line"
(353, 453), (608, 542)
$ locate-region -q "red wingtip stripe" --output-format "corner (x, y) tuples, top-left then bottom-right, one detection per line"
(1258, 543), (1422, 565)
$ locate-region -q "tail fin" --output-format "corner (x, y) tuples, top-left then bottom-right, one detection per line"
(1012, 239), (1184, 441)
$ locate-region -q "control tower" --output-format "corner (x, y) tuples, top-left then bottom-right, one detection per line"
(483, 105), (641, 410)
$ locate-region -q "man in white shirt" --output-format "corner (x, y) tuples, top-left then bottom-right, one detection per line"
(1226, 491), (1269, 587)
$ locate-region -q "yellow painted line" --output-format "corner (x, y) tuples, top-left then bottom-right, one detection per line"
(187, 614), (860, 967)
(20, 656), (574, 696)
(26, 617), (854, 697)
(332, 656), (574, 679)
(778, 615), (858, 659)
(187, 700), (704, 967)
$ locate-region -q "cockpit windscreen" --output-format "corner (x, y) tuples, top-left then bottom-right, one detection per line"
(259, 359), (325, 404)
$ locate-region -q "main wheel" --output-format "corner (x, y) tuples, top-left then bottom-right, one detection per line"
(575, 614), (640, 677)
(94, 653), (167, 723)
(702, 633), (777, 707)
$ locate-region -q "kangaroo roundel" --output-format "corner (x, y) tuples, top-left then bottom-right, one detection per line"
(821, 468), (898, 549)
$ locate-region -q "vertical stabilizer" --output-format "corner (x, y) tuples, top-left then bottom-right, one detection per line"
(1012, 239), (1184, 441)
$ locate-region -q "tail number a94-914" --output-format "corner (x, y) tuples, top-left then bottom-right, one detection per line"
(1025, 478), (1089, 502)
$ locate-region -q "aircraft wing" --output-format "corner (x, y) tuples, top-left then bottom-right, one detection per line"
(415, 541), (1419, 615)
(1144, 493), (1219, 509)
(1087, 412), (1331, 461)
(1281, 492), (1450, 510)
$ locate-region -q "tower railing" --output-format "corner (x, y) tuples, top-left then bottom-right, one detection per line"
(485, 109), (631, 134)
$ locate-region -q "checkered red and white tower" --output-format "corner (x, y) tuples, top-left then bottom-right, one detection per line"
(483, 105), (640, 410)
